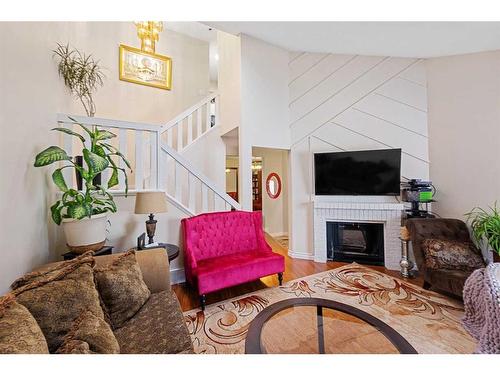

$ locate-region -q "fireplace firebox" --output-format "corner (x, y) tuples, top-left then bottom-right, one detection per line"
(326, 221), (384, 265)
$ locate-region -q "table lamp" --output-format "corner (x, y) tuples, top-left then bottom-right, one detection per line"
(134, 191), (168, 245)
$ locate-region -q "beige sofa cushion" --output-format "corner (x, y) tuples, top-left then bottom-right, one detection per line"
(56, 311), (119, 354)
(94, 248), (171, 293)
(0, 294), (49, 354)
(114, 290), (193, 354)
(94, 251), (151, 329)
(11, 253), (105, 352)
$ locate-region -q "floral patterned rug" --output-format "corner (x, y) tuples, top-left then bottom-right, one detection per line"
(183, 263), (475, 354)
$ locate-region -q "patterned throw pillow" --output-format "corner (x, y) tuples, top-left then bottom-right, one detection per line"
(11, 252), (105, 353)
(0, 294), (49, 354)
(56, 311), (119, 354)
(422, 238), (485, 271)
(94, 250), (151, 329)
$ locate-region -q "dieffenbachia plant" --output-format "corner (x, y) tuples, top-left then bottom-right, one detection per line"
(34, 118), (132, 225)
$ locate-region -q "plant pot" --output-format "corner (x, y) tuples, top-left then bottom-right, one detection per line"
(75, 155), (101, 190)
(62, 213), (108, 254)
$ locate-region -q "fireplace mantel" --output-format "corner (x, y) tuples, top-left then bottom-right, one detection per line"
(314, 201), (404, 211)
(313, 199), (404, 269)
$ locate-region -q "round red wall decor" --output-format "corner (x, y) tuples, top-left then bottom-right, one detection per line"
(266, 172), (282, 199)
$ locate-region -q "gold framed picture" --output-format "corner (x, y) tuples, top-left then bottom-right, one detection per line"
(119, 44), (172, 90)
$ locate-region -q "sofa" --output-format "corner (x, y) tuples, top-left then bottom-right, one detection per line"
(406, 218), (485, 298)
(0, 248), (193, 354)
(182, 210), (285, 310)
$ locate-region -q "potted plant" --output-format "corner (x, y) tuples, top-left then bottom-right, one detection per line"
(54, 43), (106, 187)
(34, 120), (131, 253)
(465, 202), (500, 263)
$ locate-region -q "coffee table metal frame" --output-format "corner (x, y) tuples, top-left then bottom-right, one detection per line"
(245, 297), (417, 354)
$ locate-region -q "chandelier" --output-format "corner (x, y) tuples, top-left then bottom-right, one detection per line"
(134, 21), (163, 53)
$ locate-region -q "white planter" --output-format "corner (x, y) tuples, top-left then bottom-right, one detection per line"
(62, 213), (108, 254)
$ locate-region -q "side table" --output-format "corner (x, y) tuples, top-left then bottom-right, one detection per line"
(62, 246), (113, 261)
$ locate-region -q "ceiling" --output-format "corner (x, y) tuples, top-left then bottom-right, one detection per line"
(205, 22), (500, 58)
(165, 22), (216, 42)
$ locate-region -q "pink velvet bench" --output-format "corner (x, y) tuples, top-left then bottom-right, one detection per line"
(181, 210), (285, 310)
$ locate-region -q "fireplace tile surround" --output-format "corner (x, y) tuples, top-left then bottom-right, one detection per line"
(313, 200), (404, 270)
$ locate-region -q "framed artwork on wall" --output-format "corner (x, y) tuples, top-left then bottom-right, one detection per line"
(119, 44), (172, 90)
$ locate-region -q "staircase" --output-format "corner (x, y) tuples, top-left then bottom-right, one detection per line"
(56, 91), (241, 217)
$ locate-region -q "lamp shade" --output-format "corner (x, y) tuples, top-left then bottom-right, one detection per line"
(134, 191), (168, 214)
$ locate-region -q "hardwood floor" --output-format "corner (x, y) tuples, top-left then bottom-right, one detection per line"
(172, 234), (424, 312)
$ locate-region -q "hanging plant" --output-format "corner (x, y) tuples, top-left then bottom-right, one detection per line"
(53, 43), (105, 117)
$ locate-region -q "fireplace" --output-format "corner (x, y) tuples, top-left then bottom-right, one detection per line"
(326, 221), (384, 265)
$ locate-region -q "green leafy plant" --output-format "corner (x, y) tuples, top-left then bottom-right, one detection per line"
(54, 43), (104, 117)
(34, 118), (132, 225)
(465, 202), (500, 256)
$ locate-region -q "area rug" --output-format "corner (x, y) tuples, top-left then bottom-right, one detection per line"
(183, 263), (476, 354)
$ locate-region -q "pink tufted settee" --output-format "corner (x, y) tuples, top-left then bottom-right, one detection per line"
(181, 210), (285, 310)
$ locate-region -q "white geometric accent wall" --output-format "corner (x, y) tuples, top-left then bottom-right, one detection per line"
(288, 52), (429, 259)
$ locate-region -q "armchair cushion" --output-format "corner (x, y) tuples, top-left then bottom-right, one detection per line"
(427, 268), (474, 297)
(422, 238), (485, 271)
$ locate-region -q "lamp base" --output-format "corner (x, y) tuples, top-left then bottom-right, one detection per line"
(146, 213), (157, 244)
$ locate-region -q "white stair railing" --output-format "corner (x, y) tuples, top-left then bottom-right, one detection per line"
(57, 97), (240, 217)
(56, 114), (161, 192)
(159, 92), (219, 152)
(160, 144), (240, 215)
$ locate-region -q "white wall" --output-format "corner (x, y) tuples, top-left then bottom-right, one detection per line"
(426, 51), (500, 221)
(217, 31), (241, 136)
(0, 22), (211, 293)
(239, 35), (291, 210)
(253, 147), (289, 236)
(288, 52), (429, 258)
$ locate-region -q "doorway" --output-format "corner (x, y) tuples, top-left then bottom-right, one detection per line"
(252, 147), (290, 249)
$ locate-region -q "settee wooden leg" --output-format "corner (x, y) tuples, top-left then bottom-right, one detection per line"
(278, 272), (283, 286)
(200, 294), (206, 311)
(423, 281), (431, 290)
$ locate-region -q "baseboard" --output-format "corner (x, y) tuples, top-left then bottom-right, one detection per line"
(287, 250), (314, 260)
(170, 268), (186, 285)
(269, 232), (289, 237)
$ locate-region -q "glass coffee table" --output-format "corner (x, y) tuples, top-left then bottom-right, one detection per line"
(245, 298), (416, 354)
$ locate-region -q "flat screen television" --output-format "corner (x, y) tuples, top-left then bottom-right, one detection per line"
(314, 149), (401, 196)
